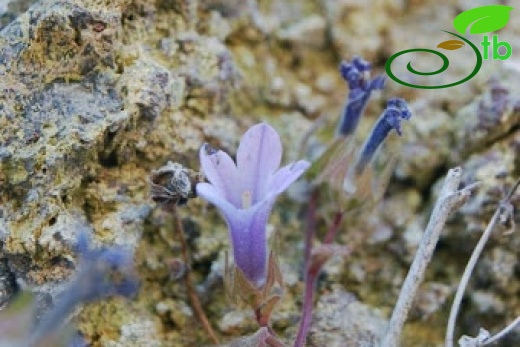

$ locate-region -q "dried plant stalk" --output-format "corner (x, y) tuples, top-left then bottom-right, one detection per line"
(446, 178), (520, 347)
(171, 206), (220, 345)
(483, 316), (520, 345)
(380, 167), (478, 347)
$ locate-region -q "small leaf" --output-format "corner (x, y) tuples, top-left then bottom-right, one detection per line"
(453, 5), (513, 34)
(256, 295), (281, 326)
(437, 40), (465, 50)
(233, 266), (260, 305)
(309, 137), (356, 190)
(260, 252), (283, 299)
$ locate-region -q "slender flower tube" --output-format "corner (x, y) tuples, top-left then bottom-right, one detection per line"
(337, 56), (386, 136)
(197, 123), (310, 287)
(354, 97), (412, 175)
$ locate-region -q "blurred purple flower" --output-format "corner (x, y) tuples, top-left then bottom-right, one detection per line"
(197, 123), (310, 287)
(28, 232), (138, 345)
(0, 232), (138, 347)
(337, 56), (386, 136)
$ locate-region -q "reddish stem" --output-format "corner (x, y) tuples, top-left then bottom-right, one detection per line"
(294, 190), (344, 347)
(293, 190), (319, 347)
(171, 206), (220, 345)
(323, 211), (344, 245)
(303, 190), (319, 276)
(293, 263), (320, 347)
(255, 307), (270, 327)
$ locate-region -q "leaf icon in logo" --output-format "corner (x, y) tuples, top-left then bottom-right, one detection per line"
(453, 5), (513, 34)
(437, 40), (465, 50)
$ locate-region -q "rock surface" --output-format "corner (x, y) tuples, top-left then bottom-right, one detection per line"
(0, 0), (518, 346)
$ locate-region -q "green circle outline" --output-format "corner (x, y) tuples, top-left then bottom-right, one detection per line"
(385, 31), (483, 89)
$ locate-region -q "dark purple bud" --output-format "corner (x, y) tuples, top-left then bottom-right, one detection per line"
(340, 61), (362, 88)
(337, 57), (386, 136)
(355, 98), (412, 175)
(352, 56), (372, 72)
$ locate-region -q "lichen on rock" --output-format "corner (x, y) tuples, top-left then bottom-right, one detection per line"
(0, 0), (519, 346)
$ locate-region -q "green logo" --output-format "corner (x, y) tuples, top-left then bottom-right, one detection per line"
(385, 5), (513, 89)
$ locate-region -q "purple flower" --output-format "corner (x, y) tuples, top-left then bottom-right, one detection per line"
(13, 232), (138, 347)
(197, 123), (310, 287)
(337, 57), (386, 136)
(354, 97), (412, 175)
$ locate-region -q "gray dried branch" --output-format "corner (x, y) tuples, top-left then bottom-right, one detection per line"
(483, 316), (520, 345)
(379, 167), (478, 347)
(445, 178), (520, 347)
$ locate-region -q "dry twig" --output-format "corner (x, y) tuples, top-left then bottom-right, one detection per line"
(171, 206), (220, 345)
(380, 167), (478, 347)
(483, 316), (520, 346)
(445, 178), (519, 347)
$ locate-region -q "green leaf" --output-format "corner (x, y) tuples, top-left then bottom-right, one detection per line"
(453, 5), (513, 34)
(437, 39), (465, 50)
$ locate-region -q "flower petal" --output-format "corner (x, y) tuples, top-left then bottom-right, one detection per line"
(268, 160), (310, 195)
(227, 198), (276, 287)
(196, 183), (238, 217)
(236, 123), (282, 203)
(199, 181), (274, 286)
(199, 145), (241, 207)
